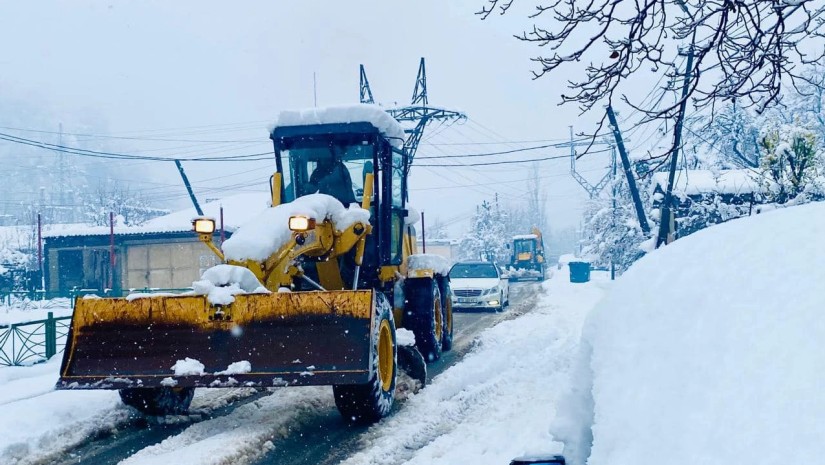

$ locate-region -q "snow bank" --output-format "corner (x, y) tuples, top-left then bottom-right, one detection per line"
(221, 194), (370, 262)
(272, 104), (406, 148)
(554, 202), (825, 465)
(408, 253), (451, 276)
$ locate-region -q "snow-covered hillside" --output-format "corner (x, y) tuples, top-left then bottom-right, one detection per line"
(554, 202), (825, 465)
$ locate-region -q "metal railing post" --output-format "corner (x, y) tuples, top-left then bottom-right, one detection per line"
(45, 312), (56, 359)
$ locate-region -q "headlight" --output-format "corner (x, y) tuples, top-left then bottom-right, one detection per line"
(483, 286), (498, 296)
(192, 218), (215, 234)
(289, 215), (316, 232)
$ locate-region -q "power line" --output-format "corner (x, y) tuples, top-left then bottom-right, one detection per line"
(0, 132), (274, 162)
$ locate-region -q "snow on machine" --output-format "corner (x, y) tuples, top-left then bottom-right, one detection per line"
(56, 105), (453, 423)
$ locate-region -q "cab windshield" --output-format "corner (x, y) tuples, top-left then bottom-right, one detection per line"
(449, 263), (498, 279)
(514, 240), (535, 254)
(279, 137), (375, 205)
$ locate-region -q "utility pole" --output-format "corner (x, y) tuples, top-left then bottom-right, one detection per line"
(313, 72), (318, 107)
(606, 106), (650, 235)
(657, 5), (696, 248)
(174, 160), (204, 216)
(611, 146), (617, 280)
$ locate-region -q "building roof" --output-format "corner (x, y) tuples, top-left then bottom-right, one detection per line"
(650, 169), (764, 196)
(44, 191), (272, 239)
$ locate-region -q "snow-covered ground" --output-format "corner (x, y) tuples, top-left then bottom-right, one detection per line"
(554, 201), (825, 465)
(0, 271), (607, 465)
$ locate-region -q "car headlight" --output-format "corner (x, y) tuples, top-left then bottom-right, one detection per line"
(483, 286), (498, 296)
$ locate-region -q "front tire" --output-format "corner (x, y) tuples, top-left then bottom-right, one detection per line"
(405, 278), (443, 362)
(119, 387), (195, 416)
(333, 292), (397, 424)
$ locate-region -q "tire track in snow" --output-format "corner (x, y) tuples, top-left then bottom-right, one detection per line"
(26, 388), (264, 465)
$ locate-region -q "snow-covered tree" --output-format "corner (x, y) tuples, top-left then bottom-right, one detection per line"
(691, 101), (761, 169)
(459, 198), (510, 263)
(581, 178), (652, 273)
(759, 123), (824, 203)
(81, 182), (165, 227)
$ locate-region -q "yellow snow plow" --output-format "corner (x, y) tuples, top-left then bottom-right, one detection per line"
(56, 106), (454, 423)
(59, 290), (376, 389)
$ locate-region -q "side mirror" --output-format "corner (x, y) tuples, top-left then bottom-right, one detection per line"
(506, 243), (511, 249)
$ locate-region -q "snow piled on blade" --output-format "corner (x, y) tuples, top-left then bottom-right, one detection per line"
(192, 264), (270, 305)
(554, 202), (825, 465)
(221, 194), (370, 262)
(272, 104), (406, 148)
(172, 358), (205, 376)
(215, 361), (252, 376)
(408, 253), (451, 276)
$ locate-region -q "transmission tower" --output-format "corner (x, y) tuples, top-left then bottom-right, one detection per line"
(359, 57), (466, 175)
(557, 126), (615, 198)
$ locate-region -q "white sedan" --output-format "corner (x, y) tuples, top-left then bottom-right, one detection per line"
(449, 261), (510, 312)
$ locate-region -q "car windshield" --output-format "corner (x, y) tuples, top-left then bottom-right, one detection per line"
(450, 263), (498, 279)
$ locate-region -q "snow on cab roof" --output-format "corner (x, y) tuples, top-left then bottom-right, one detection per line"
(271, 104), (406, 148)
(650, 169), (764, 196)
(44, 192), (272, 238)
(513, 234), (538, 240)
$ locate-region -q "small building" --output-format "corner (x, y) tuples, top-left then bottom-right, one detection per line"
(415, 238), (459, 263)
(650, 169), (766, 238)
(44, 192), (271, 296)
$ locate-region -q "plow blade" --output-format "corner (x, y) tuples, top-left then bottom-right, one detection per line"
(57, 290), (375, 390)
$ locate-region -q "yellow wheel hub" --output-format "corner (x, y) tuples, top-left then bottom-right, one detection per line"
(378, 319), (394, 392)
(434, 296), (443, 343)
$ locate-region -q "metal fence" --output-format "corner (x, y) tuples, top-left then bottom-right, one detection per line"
(0, 288), (192, 367)
(0, 312), (72, 366)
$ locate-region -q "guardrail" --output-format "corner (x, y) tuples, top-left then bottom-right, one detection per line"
(0, 312), (72, 366)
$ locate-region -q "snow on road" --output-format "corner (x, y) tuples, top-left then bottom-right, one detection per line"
(120, 387), (333, 465)
(0, 355), (259, 465)
(0, 272), (606, 465)
(343, 272), (609, 465)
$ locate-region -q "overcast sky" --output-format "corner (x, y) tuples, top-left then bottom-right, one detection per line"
(0, 1), (656, 235)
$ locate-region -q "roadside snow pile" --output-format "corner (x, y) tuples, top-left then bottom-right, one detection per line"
(192, 264), (269, 306)
(172, 358), (205, 376)
(272, 104), (406, 148)
(408, 253), (451, 276)
(553, 202), (825, 465)
(222, 194), (370, 262)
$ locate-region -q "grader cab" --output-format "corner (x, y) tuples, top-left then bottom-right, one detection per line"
(56, 105), (453, 423)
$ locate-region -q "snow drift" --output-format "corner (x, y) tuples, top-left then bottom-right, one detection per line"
(553, 202), (825, 465)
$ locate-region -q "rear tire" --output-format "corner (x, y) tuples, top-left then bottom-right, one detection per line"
(405, 278), (443, 362)
(333, 292), (397, 424)
(439, 279), (454, 352)
(119, 387), (195, 416)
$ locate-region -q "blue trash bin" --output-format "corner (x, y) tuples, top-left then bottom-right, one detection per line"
(569, 261), (591, 283)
